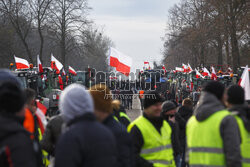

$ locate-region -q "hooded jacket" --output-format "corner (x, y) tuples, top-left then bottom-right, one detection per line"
(0, 115), (37, 167)
(189, 92), (242, 167)
(229, 104), (250, 133)
(55, 113), (117, 167)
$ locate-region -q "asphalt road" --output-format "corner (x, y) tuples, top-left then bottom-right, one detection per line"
(126, 96), (142, 121)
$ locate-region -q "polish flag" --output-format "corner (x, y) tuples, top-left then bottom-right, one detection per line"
(182, 63), (188, 72)
(176, 67), (184, 72)
(37, 55), (44, 79)
(239, 65), (250, 100)
(51, 54), (63, 73)
(14, 56), (29, 69)
(144, 62), (149, 64)
(202, 67), (211, 77)
(69, 66), (77, 75)
(195, 69), (204, 78)
(109, 47), (132, 76)
(62, 68), (66, 76)
(211, 67), (217, 80)
(35, 100), (47, 134)
(162, 65), (167, 73)
(188, 64), (193, 73)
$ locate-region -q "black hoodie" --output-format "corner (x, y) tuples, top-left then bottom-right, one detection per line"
(0, 114), (37, 167)
(187, 92), (242, 167)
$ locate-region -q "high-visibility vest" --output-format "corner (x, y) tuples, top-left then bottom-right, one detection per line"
(186, 110), (230, 167)
(114, 112), (131, 122)
(128, 116), (175, 167)
(234, 115), (250, 167)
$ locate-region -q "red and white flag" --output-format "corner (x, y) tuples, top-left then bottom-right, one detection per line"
(14, 56), (29, 69)
(109, 47), (132, 76)
(51, 54), (63, 73)
(35, 100), (47, 134)
(176, 67), (184, 72)
(62, 68), (66, 76)
(239, 65), (250, 100)
(69, 66), (77, 76)
(187, 64), (193, 73)
(37, 55), (44, 79)
(162, 65), (167, 73)
(202, 67), (211, 77)
(211, 67), (217, 80)
(182, 63), (188, 72)
(195, 69), (204, 78)
(58, 75), (64, 90)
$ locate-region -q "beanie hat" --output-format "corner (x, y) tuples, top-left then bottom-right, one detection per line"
(144, 91), (163, 109)
(227, 85), (245, 105)
(162, 101), (177, 113)
(0, 69), (25, 114)
(59, 84), (94, 123)
(203, 81), (225, 100)
(89, 84), (113, 113)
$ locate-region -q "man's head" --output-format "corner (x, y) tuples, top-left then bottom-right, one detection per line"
(226, 85), (245, 108)
(89, 84), (113, 122)
(24, 88), (37, 114)
(59, 84), (94, 123)
(202, 81), (225, 103)
(144, 91), (163, 118)
(0, 69), (26, 116)
(182, 98), (193, 109)
(162, 101), (177, 116)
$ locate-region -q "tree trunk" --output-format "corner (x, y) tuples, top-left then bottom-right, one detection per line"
(38, 20), (44, 63)
(230, 18), (240, 72)
(225, 35), (231, 65)
(217, 35), (223, 65)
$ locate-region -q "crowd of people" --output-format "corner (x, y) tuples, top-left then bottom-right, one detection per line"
(0, 68), (249, 167)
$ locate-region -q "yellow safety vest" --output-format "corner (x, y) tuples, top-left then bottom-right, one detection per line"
(186, 110), (230, 167)
(128, 116), (175, 167)
(234, 115), (250, 167)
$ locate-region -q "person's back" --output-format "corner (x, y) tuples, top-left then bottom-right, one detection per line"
(55, 84), (117, 167)
(186, 81), (241, 167)
(55, 113), (117, 167)
(0, 70), (37, 167)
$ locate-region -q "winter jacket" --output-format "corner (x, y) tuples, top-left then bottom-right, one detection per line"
(187, 92), (241, 167)
(0, 114), (37, 167)
(176, 106), (193, 152)
(129, 113), (175, 167)
(40, 114), (63, 156)
(103, 115), (134, 167)
(55, 113), (117, 167)
(113, 106), (131, 128)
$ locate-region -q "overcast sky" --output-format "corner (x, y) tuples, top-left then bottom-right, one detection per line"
(89, 0), (180, 72)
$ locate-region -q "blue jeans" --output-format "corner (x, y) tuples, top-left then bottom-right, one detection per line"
(175, 154), (181, 167)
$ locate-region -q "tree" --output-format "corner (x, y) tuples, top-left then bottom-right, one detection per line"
(0, 0), (34, 63)
(48, 0), (90, 66)
(28, 0), (52, 63)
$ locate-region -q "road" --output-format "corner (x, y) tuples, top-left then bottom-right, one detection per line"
(126, 96), (142, 121)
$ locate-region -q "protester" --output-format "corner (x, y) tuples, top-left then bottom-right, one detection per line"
(226, 85), (250, 166)
(186, 81), (241, 167)
(112, 100), (131, 128)
(175, 98), (193, 167)
(128, 91), (175, 167)
(90, 84), (134, 167)
(55, 84), (117, 167)
(40, 113), (63, 156)
(139, 90), (145, 110)
(0, 69), (37, 167)
(23, 88), (44, 167)
(162, 101), (182, 167)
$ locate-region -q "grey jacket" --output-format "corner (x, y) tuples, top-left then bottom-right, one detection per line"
(40, 114), (63, 156)
(187, 92), (241, 167)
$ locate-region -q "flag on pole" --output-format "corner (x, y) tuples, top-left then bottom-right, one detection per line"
(109, 47), (132, 76)
(195, 69), (204, 78)
(182, 63), (188, 72)
(14, 56), (29, 69)
(187, 64), (193, 73)
(58, 75), (63, 90)
(202, 67), (211, 77)
(69, 66), (77, 76)
(239, 65), (250, 100)
(176, 67), (184, 72)
(51, 54), (63, 73)
(62, 68), (66, 76)
(35, 100), (47, 135)
(211, 67), (217, 80)
(37, 55), (44, 79)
